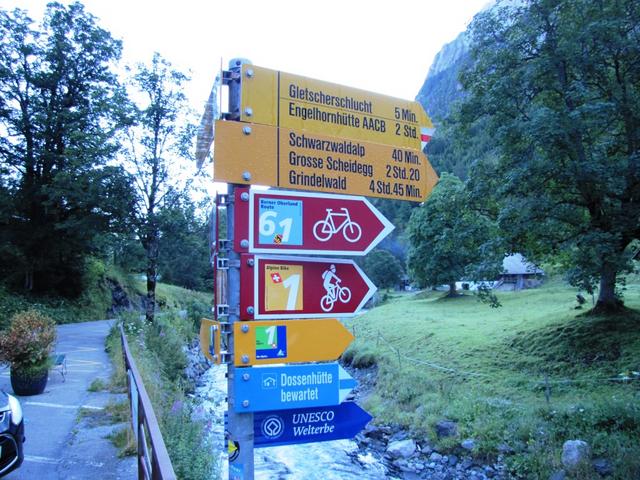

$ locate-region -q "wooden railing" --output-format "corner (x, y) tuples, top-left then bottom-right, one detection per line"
(120, 325), (177, 480)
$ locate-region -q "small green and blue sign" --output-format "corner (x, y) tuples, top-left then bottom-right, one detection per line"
(255, 325), (287, 359)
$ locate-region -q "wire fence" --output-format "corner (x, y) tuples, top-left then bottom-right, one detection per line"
(349, 325), (640, 403)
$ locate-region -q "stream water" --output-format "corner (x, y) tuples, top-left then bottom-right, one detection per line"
(196, 365), (393, 480)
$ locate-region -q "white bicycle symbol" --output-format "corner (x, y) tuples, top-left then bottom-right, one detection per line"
(320, 280), (352, 312)
(313, 208), (362, 243)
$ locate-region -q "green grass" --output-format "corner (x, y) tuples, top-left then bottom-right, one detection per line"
(88, 378), (109, 392)
(344, 278), (640, 479)
(107, 427), (137, 457)
(105, 307), (217, 480)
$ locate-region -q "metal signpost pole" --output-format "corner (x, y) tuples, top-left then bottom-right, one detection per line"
(225, 58), (254, 480)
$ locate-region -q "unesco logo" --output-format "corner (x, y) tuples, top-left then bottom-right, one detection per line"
(261, 415), (284, 440)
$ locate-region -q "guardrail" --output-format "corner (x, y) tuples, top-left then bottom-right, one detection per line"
(120, 325), (176, 480)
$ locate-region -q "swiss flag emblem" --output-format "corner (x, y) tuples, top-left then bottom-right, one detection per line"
(270, 273), (282, 283)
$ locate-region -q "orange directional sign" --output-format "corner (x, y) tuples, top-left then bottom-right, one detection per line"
(240, 64), (434, 151)
(233, 319), (354, 366)
(214, 120), (438, 202)
(199, 318), (222, 364)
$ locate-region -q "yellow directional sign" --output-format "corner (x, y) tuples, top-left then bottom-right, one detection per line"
(240, 65), (434, 151)
(213, 120), (438, 202)
(199, 318), (222, 364)
(233, 319), (354, 366)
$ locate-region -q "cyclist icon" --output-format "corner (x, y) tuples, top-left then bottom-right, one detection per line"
(320, 264), (352, 312)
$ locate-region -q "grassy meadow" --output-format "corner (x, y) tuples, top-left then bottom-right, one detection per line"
(343, 278), (640, 479)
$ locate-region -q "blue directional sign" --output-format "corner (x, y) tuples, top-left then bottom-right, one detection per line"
(253, 402), (372, 448)
(233, 363), (356, 413)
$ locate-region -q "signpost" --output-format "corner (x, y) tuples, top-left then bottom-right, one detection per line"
(214, 121), (438, 202)
(233, 363), (356, 413)
(241, 255), (376, 319)
(239, 64), (434, 151)
(253, 403), (372, 448)
(234, 187), (394, 255)
(223, 58), (255, 480)
(206, 59), (438, 480)
(232, 319), (354, 366)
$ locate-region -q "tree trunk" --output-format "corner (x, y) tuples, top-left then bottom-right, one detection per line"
(24, 267), (33, 291)
(447, 282), (457, 297)
(145, 236), (159, 323)
(593, 263), (623, 314)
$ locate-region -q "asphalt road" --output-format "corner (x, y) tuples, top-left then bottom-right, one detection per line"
(0, 319), (136, 479)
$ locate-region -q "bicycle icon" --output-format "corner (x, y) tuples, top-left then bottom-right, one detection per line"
(320, 280), (352, 312)
(320, 265), (352, 312)
(313, 208), (362, 243)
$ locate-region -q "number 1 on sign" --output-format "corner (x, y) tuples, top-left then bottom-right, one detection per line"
(279, 217), (293, 242)
(282, 274), (300, 310)
(264, 326), (276, 345)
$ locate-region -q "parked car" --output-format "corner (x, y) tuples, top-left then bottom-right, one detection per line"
(0, 391), (24, 477)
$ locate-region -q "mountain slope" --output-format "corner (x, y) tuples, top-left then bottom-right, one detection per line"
(415, 31), (470, 122)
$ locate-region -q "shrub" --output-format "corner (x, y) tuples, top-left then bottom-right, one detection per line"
(0, 310), (56, 372)
(162, 402), (216, 480)
(144, 316), (188, 384)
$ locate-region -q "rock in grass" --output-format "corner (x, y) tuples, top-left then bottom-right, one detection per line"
(592, 458), (613, 476)
(386, 439), (416, 459)
(429, 452), (443, 462)
(497, 442), (515, 455)
(461, 438), (477, 451)
(435, 419), (458, 438)
(363, 424), (387, 440)
(561, 440), (591, 471)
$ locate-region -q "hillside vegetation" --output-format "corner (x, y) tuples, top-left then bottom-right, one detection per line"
(344, 279), (640, 479)
(0, 260), (211, 330)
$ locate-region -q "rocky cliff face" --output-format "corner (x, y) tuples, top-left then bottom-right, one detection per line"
(416, 1), (500, 121)
(415, 31), (470, 122)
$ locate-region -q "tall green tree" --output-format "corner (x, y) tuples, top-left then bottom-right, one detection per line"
(425, 113), (499, 182)
(157, 197), (212, 292)
(460, 0), (640, 312)
(0, 3), (133, 295)
(362, 249), (404, 290)
(406, 173), (502, 296)
(123, 53), (197, 322)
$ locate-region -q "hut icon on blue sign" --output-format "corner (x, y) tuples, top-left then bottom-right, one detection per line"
(261, 374), (278, 389)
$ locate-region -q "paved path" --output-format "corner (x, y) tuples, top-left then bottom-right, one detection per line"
(0, 319), (136, 479)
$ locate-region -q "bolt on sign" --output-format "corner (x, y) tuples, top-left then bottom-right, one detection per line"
(213, 121), (438, 202)
(240, 65), (434, 151)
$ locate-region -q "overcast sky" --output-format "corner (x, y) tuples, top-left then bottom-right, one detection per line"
(3, 0), (490, 116)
